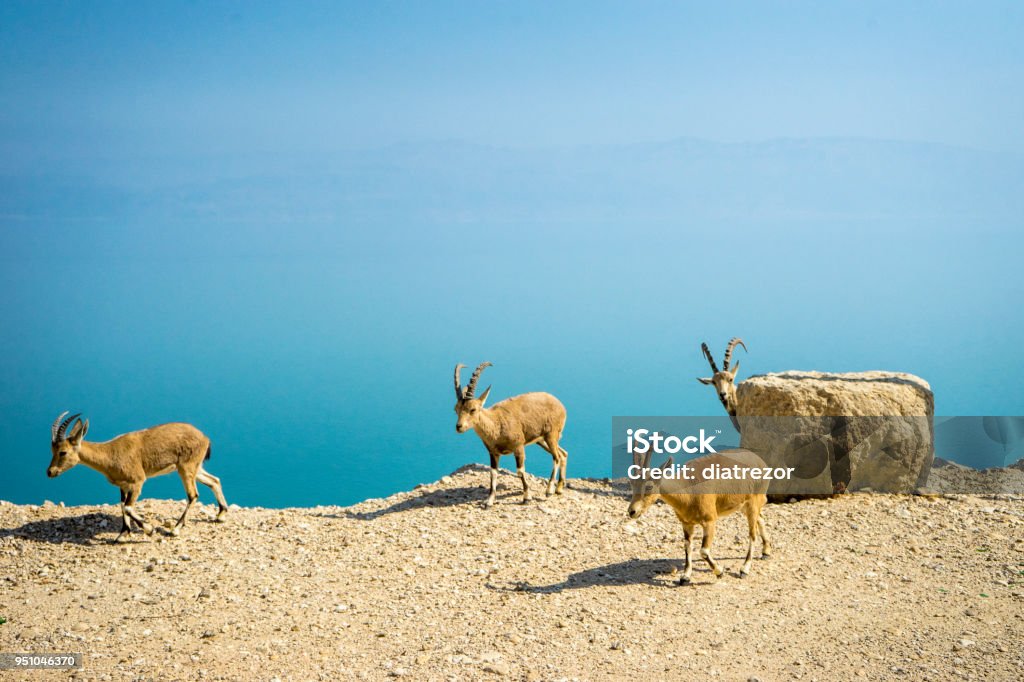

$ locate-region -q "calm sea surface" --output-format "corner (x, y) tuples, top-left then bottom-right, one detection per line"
(3, 143), (1022, 507)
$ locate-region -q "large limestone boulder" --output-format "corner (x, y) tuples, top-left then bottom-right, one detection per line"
(735, 371), (934, 495)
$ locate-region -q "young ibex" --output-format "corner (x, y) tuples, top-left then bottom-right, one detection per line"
(627, 447), (771, 583)
(697, 337), (748, 420)
(47, 412), (228, 541)
(453, 362), (568, 508)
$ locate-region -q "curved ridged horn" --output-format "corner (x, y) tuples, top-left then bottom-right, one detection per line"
(51, 411), (69, 443)
(722, 337), (747, 370)
(701, 343), (719, 373)
(465, 362), (492, 399)
(454, 363), (466, 400)
(52, 411), (80, 443)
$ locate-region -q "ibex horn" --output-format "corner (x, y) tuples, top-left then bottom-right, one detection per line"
(51, 411), (69, 443)
(454, 364), (466, 400)
(52, 411), (80, 443)
(723, 337), (747, 370)
(465, 362), (492, 399)
(701, 343), (719, 373)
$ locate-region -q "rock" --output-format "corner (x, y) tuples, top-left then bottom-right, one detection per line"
(736, 371), (933, 495)
(953, 639), (975, 651)
(482, 662), (510, 676)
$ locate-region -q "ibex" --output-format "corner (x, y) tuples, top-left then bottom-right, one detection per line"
(453, 362), (568, 508)
(627, 447), (771, 583)
(47, 412), (228, 542)
(697, 337), (747, 421)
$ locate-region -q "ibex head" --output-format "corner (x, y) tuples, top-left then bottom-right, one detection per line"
(453, 362), (492, 433)
(48, 411), (89, 478)
(626, 447), (672, 519)
(697, 338), (747, 416)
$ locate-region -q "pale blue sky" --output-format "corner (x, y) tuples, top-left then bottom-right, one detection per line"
(1, 1), (1023, 171)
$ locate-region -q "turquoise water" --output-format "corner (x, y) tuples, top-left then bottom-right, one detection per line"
(2, 141), (1022, 507)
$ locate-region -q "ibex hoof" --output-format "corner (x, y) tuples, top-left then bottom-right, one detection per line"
(114, 533), (129, 544)
(678, 576), (692, 586)
(216, 510), (228, 522)
(761, 552), (772, 560)
(521, 497), (530, 505)
(739, 569), (749, 579)
(170, 526), (181, 537)
(484, 500), (495, 509)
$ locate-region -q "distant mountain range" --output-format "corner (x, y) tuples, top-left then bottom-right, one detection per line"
(2, 137), (1021, 224)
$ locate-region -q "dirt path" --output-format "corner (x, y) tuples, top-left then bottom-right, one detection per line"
(1, 465), (1022, 681)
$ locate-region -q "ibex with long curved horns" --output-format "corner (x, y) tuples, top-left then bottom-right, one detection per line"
(697, 337), (748, 421)
(47, 412), (228, 542)
(453, 363), (569, 508)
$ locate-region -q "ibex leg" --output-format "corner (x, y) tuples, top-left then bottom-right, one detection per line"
(196, 467), (229, 521)
(123, 485), (154, 536)
(699, 520), (723, 578)
(485, 451), (499, 508)
(173, 469), (199, 536)
(679, 523), (696, 585)
(740, 503), (759, 577)
(758, 514), (772, 558)
(115, 489), (132, 542)
(537, 440), (559, 496)
(557, 446), (568, 493)
(514, 446), (530, 503)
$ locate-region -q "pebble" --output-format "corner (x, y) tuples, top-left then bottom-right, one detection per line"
(483, 663), (510, 676)
(953, 639), (975, 651)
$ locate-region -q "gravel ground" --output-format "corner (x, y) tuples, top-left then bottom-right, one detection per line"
(1, 464), (1022, 681)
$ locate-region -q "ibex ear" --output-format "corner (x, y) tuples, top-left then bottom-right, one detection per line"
(660, 456), (674, 470)
(478, 386), (491, 406)
(729, 361), (740, 378)
(697, 377), (713, 385)
(69, 418), (89, 444)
